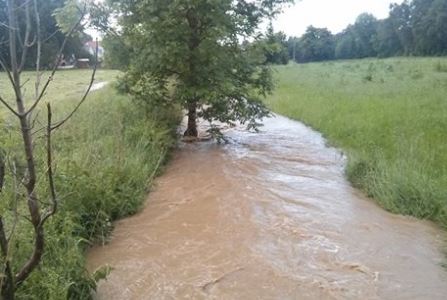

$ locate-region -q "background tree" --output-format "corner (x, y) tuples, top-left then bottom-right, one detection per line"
(411, 0), (447, 55)
(112, 0), (294, 138)
(265, 30), (290, 65)
(102, 33), (131, 70)
(88, 0), (130, 69)
(389, 1), (414, 55)
(350, 13), (378, 58)
(298, 26), (334, 62)
(334, 28), (357, 59)
(287, 36), (299, 62)
(373, 18), (403, 57)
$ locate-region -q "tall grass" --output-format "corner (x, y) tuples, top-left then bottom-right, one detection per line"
(266, 57), (447, 228)
(0, 71), (179, 298)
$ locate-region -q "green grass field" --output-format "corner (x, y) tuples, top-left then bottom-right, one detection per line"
(0, 69), (178, 298)
(266, 57), (447, 228)
(0, 69), (119, 104)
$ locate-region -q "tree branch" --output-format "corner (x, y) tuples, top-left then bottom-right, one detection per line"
(18, 0), (33, 73)
(33, 0), (41, 100)
(0, 54), (20, 100)
(0, 151), (4, 193)
(40, 103), (57, 225)
(51, 41), (98, 131)
(25, 9), (86, 115)
(6, 161), (20, 244)
(0, 94), (21, 117)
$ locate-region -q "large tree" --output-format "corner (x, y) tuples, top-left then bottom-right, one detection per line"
(373, 18), (403, 57)
(389, 1), (414, 55)
(298, 26), (334, 62)
(351, 13), (378, 58)
(334, 28), (357, 59)
(411, 0), (447, 55)
(113, 0), (293, 138)
(264, 30), (290, 65)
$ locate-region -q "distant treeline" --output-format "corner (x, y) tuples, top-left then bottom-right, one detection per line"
(273, 0), (447, 64)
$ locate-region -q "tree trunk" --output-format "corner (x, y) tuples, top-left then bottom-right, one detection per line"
(184, 102), (198, 137)
(0, 278), (15, 300)
(0, 261), (15, 300)
(0, 218), (15, 300)
(7, 0), (44, 289)
(0, 153), (4, 193)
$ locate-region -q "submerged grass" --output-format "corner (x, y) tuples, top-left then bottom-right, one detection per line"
(266, 57), (447, 229)
(0, 70), (179, 298)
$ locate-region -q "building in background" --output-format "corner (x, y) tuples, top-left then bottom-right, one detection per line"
(84, 40), (105, 60)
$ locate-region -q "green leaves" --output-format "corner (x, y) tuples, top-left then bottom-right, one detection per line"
(117, 0), (292, 135)
(53, 0), (85, 34)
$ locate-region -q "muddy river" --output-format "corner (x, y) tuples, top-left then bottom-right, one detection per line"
(87, 115), (447, 299)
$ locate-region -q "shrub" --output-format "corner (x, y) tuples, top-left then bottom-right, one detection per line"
(434, 61), (447, 72)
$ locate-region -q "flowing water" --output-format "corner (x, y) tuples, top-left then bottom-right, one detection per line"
(87, 115), (447, 299)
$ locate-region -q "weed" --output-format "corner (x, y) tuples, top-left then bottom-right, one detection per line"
(363, 74), (373, 82)
(434, 61), (447, 72)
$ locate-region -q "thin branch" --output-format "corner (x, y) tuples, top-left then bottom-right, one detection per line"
(0, 20), (16, 30)
(33, 0), (41, 99)
(0, 151), (4, 193)
(29, 110), (41, 131)
(40, 103), (57, 225)
(0, 55), (18, 95)
(20, 78), (30, 89)
(7, 161), (20, 244)
(42, 29), (59, 43)
(0, 39), (10, 46)
(51, 41), (98, 131)
(18, 0), (32, 73)
(0, 94), (21, 117)
(25, 10), (86, 115)
(7, 158), (26, 189)
(6, 0), (23, 102)
(14, 0), (32, 11)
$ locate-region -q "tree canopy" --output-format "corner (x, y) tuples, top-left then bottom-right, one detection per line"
(110, 0), (293, 138)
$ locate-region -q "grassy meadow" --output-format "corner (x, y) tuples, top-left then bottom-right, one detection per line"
(267, 57), (447, 228)
(0, 69), (119, 106)
(0, 69), (178, 298)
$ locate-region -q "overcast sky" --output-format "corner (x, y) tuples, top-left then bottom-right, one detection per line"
(87, 0), (404, 40)
(273, 0), (405, 37)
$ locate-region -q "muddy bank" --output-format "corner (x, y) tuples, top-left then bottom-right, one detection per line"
(88, 115), (447, 299)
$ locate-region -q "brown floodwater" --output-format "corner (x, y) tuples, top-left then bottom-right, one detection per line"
(87, 115), (447, 299)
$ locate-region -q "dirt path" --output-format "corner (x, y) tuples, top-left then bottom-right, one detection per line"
(87, 115), (447, 299)
(90, 81), (109, 91)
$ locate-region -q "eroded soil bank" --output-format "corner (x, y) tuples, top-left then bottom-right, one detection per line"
(87, 115), (447, 299)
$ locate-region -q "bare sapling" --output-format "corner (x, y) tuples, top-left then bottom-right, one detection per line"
(0, 0), (97, 298)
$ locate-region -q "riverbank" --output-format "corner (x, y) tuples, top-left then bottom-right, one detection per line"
(266, 57), (447, 229)
(0, 70), (179, 298)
